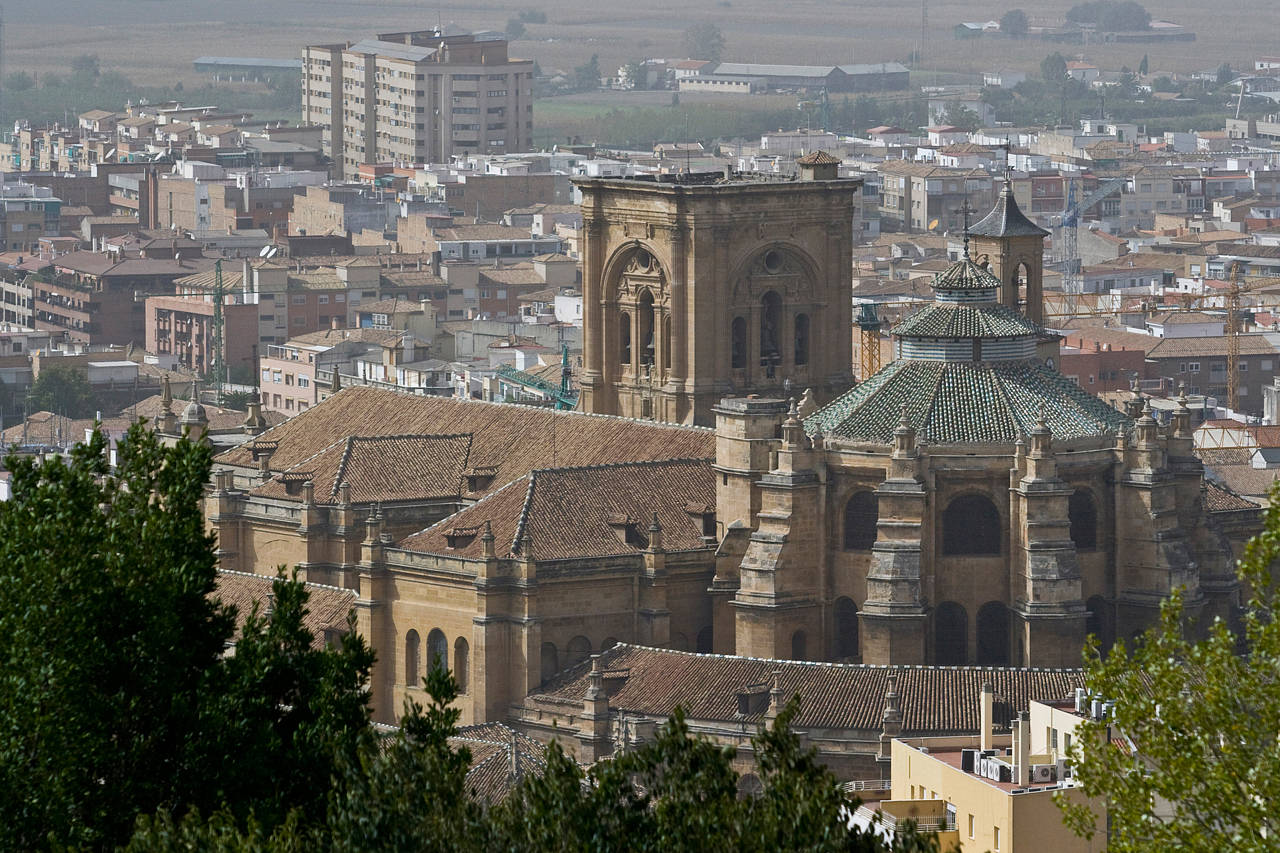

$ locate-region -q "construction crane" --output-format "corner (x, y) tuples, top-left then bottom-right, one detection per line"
(209, 259), (227, 404)
(856, 302), (883, 380)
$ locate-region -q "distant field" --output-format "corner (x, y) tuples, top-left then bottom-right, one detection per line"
(6, 0), (1278, 117)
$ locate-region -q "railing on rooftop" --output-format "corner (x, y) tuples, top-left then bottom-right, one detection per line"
(853, 804), (955, 834)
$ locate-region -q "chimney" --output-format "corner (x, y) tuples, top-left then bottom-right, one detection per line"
(1013, 710), (1031, 786)
(980, 682), (994, 752)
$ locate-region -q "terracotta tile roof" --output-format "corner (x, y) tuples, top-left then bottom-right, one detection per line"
(213, 569), (354, 649)
(1205, 464), (1280, 498)
(528, 644), (1083, 734)
(253, 433), (473, 504)
(399, 458), (715, 559)
(796, 150), (841, 165)
(1202, 481), (1261, 513)
(216, 387), (715, 499)
(452, 722), (547, 803)
(928, 258), (1004, 292)
(1195, 447), (1252, 465)
(967, 184), (1049, 239)
(1148, 335), (1278, 359)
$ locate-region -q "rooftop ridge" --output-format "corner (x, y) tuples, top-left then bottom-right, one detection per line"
(525, 455), (715, 478)
(601, 642), (1085, 674)
(511, 473), (537, 555)
(396, 472), (531, 546)
(215, 567), (355, 598)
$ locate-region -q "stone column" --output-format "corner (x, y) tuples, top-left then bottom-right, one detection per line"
(861, 408), (927, 665)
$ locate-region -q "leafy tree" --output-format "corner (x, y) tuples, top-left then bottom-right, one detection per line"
(1057, 483), (1280, 852)
(1217, 63), (1235, 86)
(4, 71), (33, 91)
(70, 52), (101, 78)
(0, 423), (374, 850)
(1152, 75), (1178, 93)
(505, 18), (527, 40)
(623, 60), (648, 90)
(1138, 53), (1149, 75)
(573, 54), (602, 92)
(939, 102), (980, 131)
(1066, 0), (1150, 31)
(1000, 8), (1029, 37)
(518, 8), (548, 23)
(1041, 52), (1069, 83)
(682, 22), (726, 62)
(852, 94), (885, 132)
(26, 362), (97, 418)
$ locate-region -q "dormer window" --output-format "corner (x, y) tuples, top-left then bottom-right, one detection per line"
(445, 526), (480, 549)
(605, 513), (648, 548)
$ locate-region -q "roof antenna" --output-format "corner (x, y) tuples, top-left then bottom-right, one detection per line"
(958, 199), (973, 260)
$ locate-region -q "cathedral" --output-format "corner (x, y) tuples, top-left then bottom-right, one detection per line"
(208, 167), (1251, 729)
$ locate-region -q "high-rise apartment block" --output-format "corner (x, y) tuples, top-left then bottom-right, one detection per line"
(303, 29), (534, 180)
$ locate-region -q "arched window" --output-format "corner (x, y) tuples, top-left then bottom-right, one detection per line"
(696, 626), (714, 653)
(731, 317), (747, 369)
(1069, 490), (1098, 551)
(934, 602), (967, 665)
(638, 290), (655, 367)
(843, 491), (879, 551)
(540, 642), (558, 683)
(760, 291), (782, 370)
(600, 637), (618, 651)
(619, 312), (631, 364)
(835, 597), (859, 660)
(566, 635), (592, 668)
(404, 629), (421, 687)
(427, 629), (448, 673)
(454, 637), (469, 693)
(791, 629), (807, 660)
(794, 313), (810, 366)
(737, 773), (763, 800)
(977, 602), (1010, 666)
(670, 632), (689, 651)
(942, 494), (1002, 556)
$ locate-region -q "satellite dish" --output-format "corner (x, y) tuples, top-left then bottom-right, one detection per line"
(259, 245), (272, 257)
(928, 218), (940, 230)
(265, 246), (279, 258)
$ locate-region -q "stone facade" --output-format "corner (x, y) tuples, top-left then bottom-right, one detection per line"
(576, 172), (859, 426)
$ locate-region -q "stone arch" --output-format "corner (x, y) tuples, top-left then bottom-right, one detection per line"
(737, 772), (763, 799)
(834, 597), (859, 660)
(942, 493), (1002, 556)
(670, 632), (690, 651)
(843, 490), (879, 551)
(566, 635), (592, 667)
(791, 629), (807, 660)
(540, 642), (558, 682)
(696, 626), (714, 653)
(404, 629), (421, 687)
(1069, 489), (1099, 551)
(934, 602), (967, 665)
(727, 241), (824, 301)
(976, 601), (1010, 666)
(454, 637), (469, 693)
(427, 629), (448, 673)
(601, 636), (618, 651)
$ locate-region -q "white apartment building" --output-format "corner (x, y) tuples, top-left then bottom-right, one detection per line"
(302, 28), (534, 180)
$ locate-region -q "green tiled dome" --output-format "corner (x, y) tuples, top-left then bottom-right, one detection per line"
(930, 258), (1004, 291)
(805, 359), (1130, 444)
(891, 301), (1040, 339)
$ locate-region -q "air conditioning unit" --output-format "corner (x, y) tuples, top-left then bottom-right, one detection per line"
(918, 746), (929, 754)
(1057, 759), (1073, 780)
(1032, 764), (1058, 783)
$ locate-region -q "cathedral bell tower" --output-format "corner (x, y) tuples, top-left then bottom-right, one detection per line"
(966, 181), (1049, 325)
(575, 165), (859, 426)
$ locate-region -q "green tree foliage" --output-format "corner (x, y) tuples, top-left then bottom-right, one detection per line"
(26, 363), (97, 418)
(0, 424), (374, 850)
(1041, 52), (1069, 83)
(573, 54), (603, 92)
(1217, 63), (1235, 86)
(1151, 75), (1178, 93)
(4, 71), (33, 91)
(505, 18), (527, 40)
(1057, 483), (1280, 851)
(517, 8), (548, 24)
(682, 22), (726, 62)
(1138, 53), (1149, 75)
(1000, 8), (1029, 37)
(623, 60), (648, 90)
(132, 677), (941, 852)
(1065, 0), (1151, 31)
(70, 53), (101, 78)
(939, 102), (981, 131)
